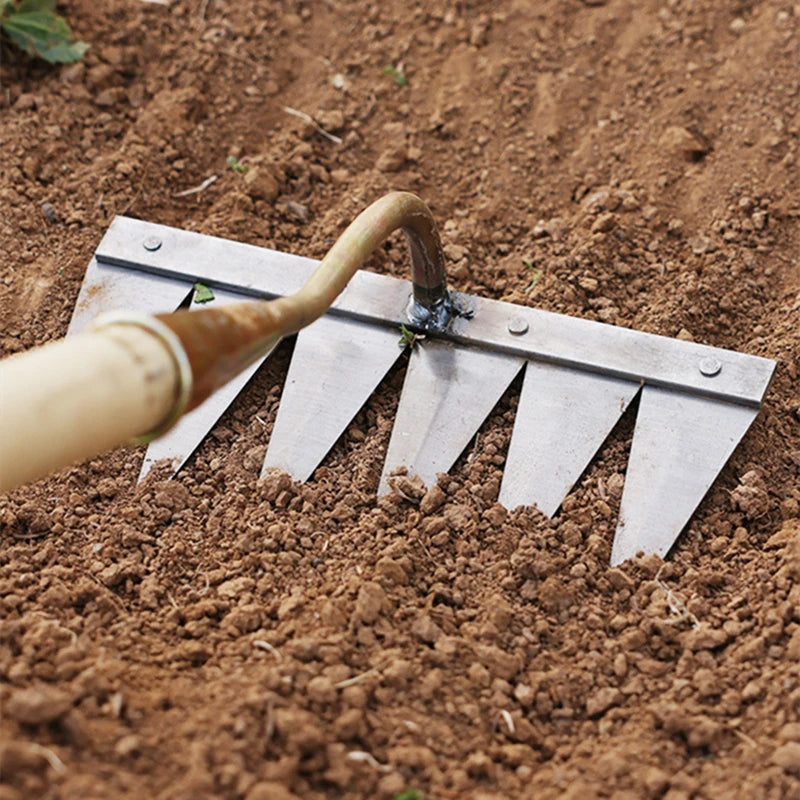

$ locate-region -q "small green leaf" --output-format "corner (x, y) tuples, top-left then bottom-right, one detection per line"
(1, 5), (87, 63)
(226, 155), (249, 174)
(393, 791), (421, 800)
(193, 282), (215, 304)
(523, 257), (542, 291)
(17, 0), (56, 12)
(383, 65), (407, 86)
(525, 268), (542, 292)
(398, 323), (422, 349)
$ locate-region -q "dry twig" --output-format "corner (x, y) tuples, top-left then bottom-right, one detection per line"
(175, 174), (218, 198)
(283, 106), (343, 144)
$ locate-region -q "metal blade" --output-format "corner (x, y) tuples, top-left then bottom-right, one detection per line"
(139, 289), (275, 482)
(499, 362), (640, 516)
(611, 386), (759, 565)
(379, 342), (524, 495)
(262, 315), (403, 482)
(67, 258), (192, 336)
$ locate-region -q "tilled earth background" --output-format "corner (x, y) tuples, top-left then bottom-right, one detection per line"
(1, 1), (800, 798)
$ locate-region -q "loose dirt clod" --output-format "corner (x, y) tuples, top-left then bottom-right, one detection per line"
(1, 0), (799, 798)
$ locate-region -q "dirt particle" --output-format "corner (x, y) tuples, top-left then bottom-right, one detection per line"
(586, 687), (623, 717)
(353, 581), (387, 624)
(684, 624), (730, 651)
(771, 742), (800, 774)
(6, 686), (72, 725)
(411, 614), (444, 644)
(245, 781), (302, 800)
(420, 483), (446, 514)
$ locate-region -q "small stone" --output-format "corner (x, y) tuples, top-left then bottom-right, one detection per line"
(6, 686), (72, 725)
(94, 88), (122, 107)
(331, 73), (349, 92)
(217, 576), (255, 599)
(578, 276), (599, 293)
(375, 556), (408, 586)
(730, 17), (746, 33)
(0, 741), (49, 777)
(354, 582), (386, 624)
(411, 614), (444, 644)
(420, 483), (446, 514)
(591, 212), (616, 233)
(473, 643), (522, 680)
(376, 145), (407, 173)
(388, 473), (426, 502)
(730, 470), (770, 520)
(316, 109), (344, 132)
(766, 519), (800, 549)
(772, 742), (800, 773)
(676, 328), (694, 341)
(224, 603), (263, 634)
(244, 166), (280, 202)
(61, 63), (85, 83)
(115, 734), (142, 757)
(613, 652), (628, 678)
(688, 234), (717, 255)
(444, 503), (474, 532)
(659, 126), (710, 162)
(606, 568), (634, 591)
(779, 723), (800, 742)
(258, 470), (292, 502)
(586, 687), (623, 716)
(685, 624), (730, 651)
(282, 199), (309, 222)
(277, 591), (305, 620)
(13, 93), (37, 111)
(41, 202), (58, 223)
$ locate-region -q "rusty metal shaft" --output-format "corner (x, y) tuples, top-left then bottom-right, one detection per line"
(156, 191), (449, 414)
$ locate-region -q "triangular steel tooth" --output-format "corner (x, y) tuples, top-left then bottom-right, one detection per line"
(611, 386), (759, 565)
(379, 341), (524, 495)
(262, 314), (403, 483)
(67, 258), (192, 337)
(139, 289), (276, 482)
(499, 361), (640, 516)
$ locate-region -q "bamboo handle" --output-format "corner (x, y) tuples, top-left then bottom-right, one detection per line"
(0, 324), (181, 492)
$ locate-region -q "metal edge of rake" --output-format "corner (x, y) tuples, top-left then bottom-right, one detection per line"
(67, 213), (777, 566)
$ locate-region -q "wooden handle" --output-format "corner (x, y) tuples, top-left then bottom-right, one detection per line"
(0, 192), (451, 492)
(0, 323), (181, 492)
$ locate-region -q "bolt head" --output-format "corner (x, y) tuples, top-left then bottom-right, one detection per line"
(699, 357), (722, 377)
(143, 236), (162, 252)
(508, 316), (529, 336)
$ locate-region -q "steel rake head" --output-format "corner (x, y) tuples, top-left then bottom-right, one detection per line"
(67, 213), (775, 565)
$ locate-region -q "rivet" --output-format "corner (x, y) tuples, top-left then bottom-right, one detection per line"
(699, 357), (722, 377)
(143, 236), (162, 252)
(508, 317), (529, 336)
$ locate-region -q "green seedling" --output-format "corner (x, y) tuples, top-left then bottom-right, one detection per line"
(398, 324), (423, 349)
(226, 155), (249, 174)
(383, 65), (407, 86)
(193, 282), (215, 304)
(0, 0), (87, 64)
(393, 791), (421, 800)
(523, 257), (542, 292)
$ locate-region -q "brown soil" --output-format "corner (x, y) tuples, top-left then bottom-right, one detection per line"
(1, 1), (800, 798)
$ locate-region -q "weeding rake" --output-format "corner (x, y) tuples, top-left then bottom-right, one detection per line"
(0, 193), (775, 564)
